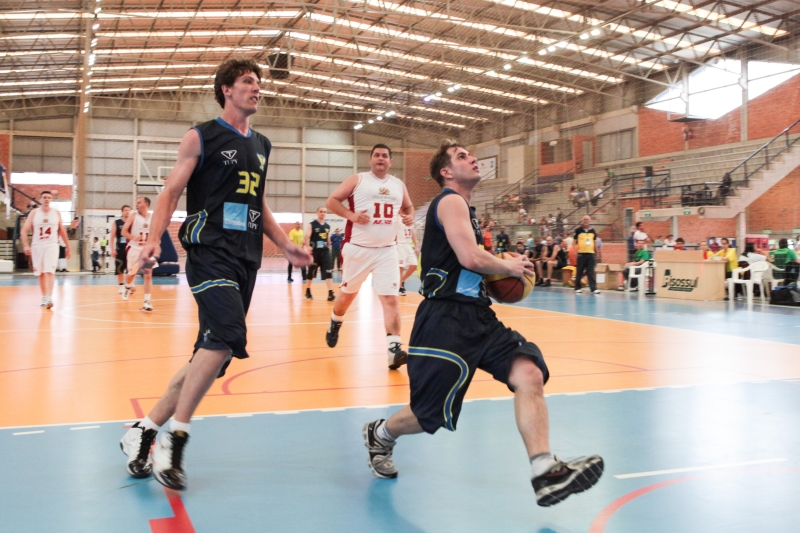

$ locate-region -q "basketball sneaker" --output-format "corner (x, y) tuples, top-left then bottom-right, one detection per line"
(532, 455), (604, 507)
(388, 342), (407, 370)
(327, 290), (335, 302)
(120, 422), (157, 478)
(118, 285), (125, 294)
(305, 288), (313, 300)
(593, 290), (601, 295)
(152, 430), (189, 491)
(45, 299), (53, 310)
(122, 286), (131, 300)
(363, 420), (397, 479)
(399, 286), (407, 296)
(326, 319), (343, 347)
(142, 300), (153, 312)
(41, 296), (47, 307)
(574, 288), (582, 294)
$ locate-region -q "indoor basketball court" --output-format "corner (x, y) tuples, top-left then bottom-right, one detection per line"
(3, 1), (800, 532)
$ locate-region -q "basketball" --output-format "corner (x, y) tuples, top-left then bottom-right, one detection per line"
(485, 252), (535, 303)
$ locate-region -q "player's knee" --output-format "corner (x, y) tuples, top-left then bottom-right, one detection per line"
(509, 357), (544, 392)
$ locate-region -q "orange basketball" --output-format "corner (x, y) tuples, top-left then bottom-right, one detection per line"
(485, 252), (535, 303)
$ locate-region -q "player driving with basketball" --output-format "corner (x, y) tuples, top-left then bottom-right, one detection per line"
(361, 140), (604, 507)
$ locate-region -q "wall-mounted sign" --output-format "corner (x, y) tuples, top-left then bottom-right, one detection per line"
(478, 157), (497, 182)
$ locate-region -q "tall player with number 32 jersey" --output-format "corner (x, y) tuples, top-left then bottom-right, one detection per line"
(324, 144), (415, 370)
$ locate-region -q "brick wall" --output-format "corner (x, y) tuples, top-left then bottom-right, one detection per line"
(405, 152), (441, 208)
(0, 134), (9, 186)
(747, 167), (800, 233)
(12, 184), (73, 212)
(748, 74), (800, 139)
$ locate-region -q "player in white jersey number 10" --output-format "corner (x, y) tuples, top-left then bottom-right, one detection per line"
(20, 190), (71, 309)
(324, 144), (415, 370)
(122, 196), (156, 311)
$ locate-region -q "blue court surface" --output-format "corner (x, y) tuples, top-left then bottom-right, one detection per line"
(2, 380), (800, 532)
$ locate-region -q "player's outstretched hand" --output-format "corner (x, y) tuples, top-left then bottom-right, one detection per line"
(286, 244), (313, 268)
(351, 209), (371, 225)
(140, 242), (160, 270)
(401, 214), (413, 226)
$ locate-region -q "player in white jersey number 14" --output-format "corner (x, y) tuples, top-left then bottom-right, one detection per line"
(122, 196), (156, 311)
(20, 190), (71, 309)
(324, 144), (415, 370)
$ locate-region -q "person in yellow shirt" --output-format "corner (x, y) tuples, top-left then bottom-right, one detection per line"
(714, 238), (738, 300)
(287, 221), (307, 283)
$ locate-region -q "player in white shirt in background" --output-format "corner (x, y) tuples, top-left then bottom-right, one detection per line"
(324, 144), (415, 370)
(396, 214), (418, 296)
(122, 196), (156, 311)
(20, 190), (71, 309)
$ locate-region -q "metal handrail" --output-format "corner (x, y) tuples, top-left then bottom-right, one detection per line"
(560, 178), (617, 223)
(725, 117), (800, 189)
(491, 168), (539, 212)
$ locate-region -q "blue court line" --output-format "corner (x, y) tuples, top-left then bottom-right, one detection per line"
(1, 381), (799, 533)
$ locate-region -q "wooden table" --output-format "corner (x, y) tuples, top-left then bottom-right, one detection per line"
(653, 250), (727, 301)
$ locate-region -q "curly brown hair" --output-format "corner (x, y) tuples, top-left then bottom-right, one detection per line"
(214, 58), (263, 108)
(429, 139), (464, 187)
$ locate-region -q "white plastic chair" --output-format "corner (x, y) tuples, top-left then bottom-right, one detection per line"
(728, 261), (770, 304)
(761, 263), (785, 294)
(625, 261), (655, 296)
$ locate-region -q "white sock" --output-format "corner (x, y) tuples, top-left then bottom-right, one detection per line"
(387, 334), (401, 348)
(530, 452), (557, 478)
(376, 420), (396, 443)
(125, 284), (131, 290)
(331, 312), (344, 323)
(144, 294), (151, 302)
(139, 416), (161, 432)
(170, 420), (191, 434)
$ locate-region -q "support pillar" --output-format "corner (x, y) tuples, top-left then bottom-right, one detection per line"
(671, 215), (679, 239)
(300, 127), (306, 216)
(736, 212), (747, 253)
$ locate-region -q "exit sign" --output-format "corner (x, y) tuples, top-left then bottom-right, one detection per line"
(683, 208), (691, 215)
(643, 211), (651, 218)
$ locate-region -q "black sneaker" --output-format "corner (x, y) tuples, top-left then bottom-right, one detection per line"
(287, 277), (293, 283)
(326, 319), (343, 347)
(305, 289), (313, 300)
(153, 430), (190, 491)
(363, 420), (397, 478)
(388, 342), (407, 370)
(532, 455), (604, 507)
(398, 286), (407, 296)
(327, 291), (336, 302)
(119, 422), (158, 478)
(544, 279), (551, 287)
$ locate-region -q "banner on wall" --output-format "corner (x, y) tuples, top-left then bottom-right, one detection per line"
(478, 157), (497, 182)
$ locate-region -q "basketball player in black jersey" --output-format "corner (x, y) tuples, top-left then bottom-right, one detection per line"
(304, 206), (336, 301)
(362, 140), (603, 507)
(119, 58), (311, 491)
(110, 204), (131, 295)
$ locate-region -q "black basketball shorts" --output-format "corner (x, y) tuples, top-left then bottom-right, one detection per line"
(115, 246), (127, 275)
(407, 298), (549, 434)
(307, 248), (332, 280)
(185, 246), (258, 378)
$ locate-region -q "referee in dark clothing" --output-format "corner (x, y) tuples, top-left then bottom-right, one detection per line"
(574, 215), (599, 295)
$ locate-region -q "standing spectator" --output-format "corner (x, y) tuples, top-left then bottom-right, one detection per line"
(794, 235), (800, 254)
(526, 233), (535, 252)
(618, 241), (650, 291)
(626, 230), (636, 262)
(496, 226), (510, 253)
(713, 238), (738, 299)
(330, 228), (343, 271)
(482, 226), (493, 254)
(57, 235), (68, 272)
(633, 221), (651, 245)
(91, 237), (101, 273)
(555, 209), (565, 236)
(287, 221), (306, 283)
(539, 216), (549, 238)
(518, 206), (527, 223)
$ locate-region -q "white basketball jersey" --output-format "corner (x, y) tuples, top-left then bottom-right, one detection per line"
(129, 211), (153, 248)
(31, 207), (61, 245)
(396, 216), (413, 245)
(345, 172), (404, 248)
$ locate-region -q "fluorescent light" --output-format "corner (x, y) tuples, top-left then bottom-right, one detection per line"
(547, 46), (556, 52)
(580, 33), (589, 39)
(354, 124), (363, 130)
(503, 64), (512, 70)
(376, 116), (383, 121)
(368, 119), (374, 124)
(538, 49), (547, 55)
(591, 28), (601, 36)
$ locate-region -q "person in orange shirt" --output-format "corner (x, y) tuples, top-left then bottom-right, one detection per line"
(482, 227), (493, 254)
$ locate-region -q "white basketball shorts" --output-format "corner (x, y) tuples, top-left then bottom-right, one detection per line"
(397, 243), (418, 269)
(31, 243), (59, 276)
(340, 242), (400, 296)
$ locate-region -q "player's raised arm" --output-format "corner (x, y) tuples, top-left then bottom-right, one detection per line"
(327, 174), (369, 224)
(437, 194), (530, 281)
(139, 129), (201, 266)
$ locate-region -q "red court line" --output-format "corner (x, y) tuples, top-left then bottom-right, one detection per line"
(149, 487), (195, 533)
(589, 468), (800, 533)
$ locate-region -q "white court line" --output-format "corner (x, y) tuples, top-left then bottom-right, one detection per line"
(13, 430), (44, 436)
(226, 414), (253, 418)
(615, 458), (788, 479)
(70, 425), (100, 431)
(274, 411), (300, 415)
(320, 408), (346, 412)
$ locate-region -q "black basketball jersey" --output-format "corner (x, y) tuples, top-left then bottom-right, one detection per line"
(419, 188), (490, 306)
(309, 220), (330, 250)
(178, 118), (272, 269)
(114, 218), (127, 248)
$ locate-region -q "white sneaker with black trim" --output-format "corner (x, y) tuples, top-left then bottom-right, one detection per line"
(363, 420), (397, 478)
(142, 300), (153, 312)
(152, 430), (189, 491)
(120, 422), (158, 478)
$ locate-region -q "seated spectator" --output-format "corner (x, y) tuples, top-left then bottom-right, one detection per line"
(576, 187), (588, 206)
(568, 185), (579, 206)
(674, 237), (685, 250)
(618, 241), (650, 291)
(536, 235), (567, 287)
(770, 238), (799, 282)
(526, 233), (535, 252)
(740, 243), (767, 264)
(700, 241), (714, 260)
(718, 173), (732, 199)
(514, 239), (532, 259)
(661, 234), (677, 249)
(603, 169), (616, 187)
(518, 207), (527, 223)
(713, 238), (738, 299)
(591, 186), (603, 206)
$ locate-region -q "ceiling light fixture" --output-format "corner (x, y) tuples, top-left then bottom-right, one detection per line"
(503, 64), (512, 70)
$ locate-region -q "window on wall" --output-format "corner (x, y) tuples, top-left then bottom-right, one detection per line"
(645, 59), (800, 120)
(598, 130), (636, 163)
(541, 139), (572, 165)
